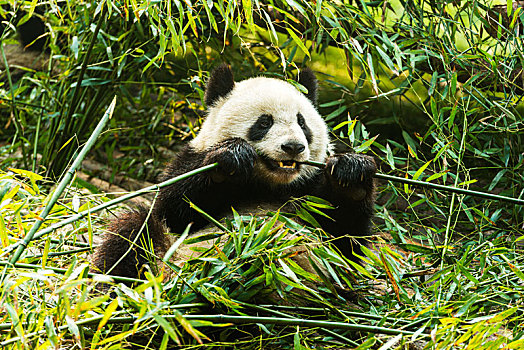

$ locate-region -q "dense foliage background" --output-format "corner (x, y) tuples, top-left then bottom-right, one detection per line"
(0, 0), (523, 348)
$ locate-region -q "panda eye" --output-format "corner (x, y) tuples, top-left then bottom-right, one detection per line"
(259, 114), (273, 129)
(248, 114), (273, 141)
(297, 113), (306, 128)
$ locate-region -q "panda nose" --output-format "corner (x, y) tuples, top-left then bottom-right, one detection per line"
(281, 142), (305, 156)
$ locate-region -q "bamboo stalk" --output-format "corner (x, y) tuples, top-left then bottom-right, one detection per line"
(259, 304), (413, 324)
(7, 97), (117, 265)
(237, 301), (359, 346)
(0, 312), (421, 347)
(22, 246), (92, 259)
(75, 314), (418, 336)
(0, 260), (143, 284)
(183, 315), (419, 336)
(301, 160), (524, 205)
(50, 239), (91, 248)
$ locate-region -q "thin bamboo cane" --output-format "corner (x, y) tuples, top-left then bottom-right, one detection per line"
(78, 314), (418, 336)
(301, 160), (524, 205)
(0, 260), (142, 284)
(3, 163), (219, 255)
(0, 312), (421, 347)
(7, 97), (117, 265)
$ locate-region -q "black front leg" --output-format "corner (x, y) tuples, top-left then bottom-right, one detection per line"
(318, 153), (376, 260)
(154, 138), (257, 233)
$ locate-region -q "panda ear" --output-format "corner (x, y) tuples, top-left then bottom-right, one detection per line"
(297, 67), (318, 106)
(205, 64), (235, 107)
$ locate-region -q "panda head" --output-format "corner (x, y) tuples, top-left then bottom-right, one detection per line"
(191, 64), (331, 185)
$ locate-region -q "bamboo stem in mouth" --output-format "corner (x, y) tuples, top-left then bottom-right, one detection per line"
(299, 160), (524, 206)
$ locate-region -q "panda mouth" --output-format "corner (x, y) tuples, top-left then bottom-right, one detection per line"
(265, 158), (301, 172)
(278, 160), (297, 169)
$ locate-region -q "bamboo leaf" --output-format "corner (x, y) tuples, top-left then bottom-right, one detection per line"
(286, 28), (311, 58)
(97, 298), (119, 331)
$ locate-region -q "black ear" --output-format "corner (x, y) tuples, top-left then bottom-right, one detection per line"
(205, 64), (235, 107)
(297, 67), (318, 106)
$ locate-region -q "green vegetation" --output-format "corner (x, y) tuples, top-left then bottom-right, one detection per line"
(0, 0), (523, 348)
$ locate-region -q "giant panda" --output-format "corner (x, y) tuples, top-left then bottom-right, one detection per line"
(92, 64), (377, 280)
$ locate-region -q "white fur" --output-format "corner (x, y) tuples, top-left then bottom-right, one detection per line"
(191, 76), (331, 183)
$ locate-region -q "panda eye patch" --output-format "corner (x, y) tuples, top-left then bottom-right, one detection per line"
(297, 113), (306, 127)
(297, 113), (312, 144)
(248, 114), (274, 141)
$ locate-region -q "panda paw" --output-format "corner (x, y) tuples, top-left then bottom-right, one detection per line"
(326, 153), (376, 201)
(204, 138), (257, 182)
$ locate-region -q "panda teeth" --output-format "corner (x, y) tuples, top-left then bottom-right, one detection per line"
(278, 161), (297, 169)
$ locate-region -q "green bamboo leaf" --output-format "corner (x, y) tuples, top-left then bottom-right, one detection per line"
(402, 131), (418, 158)
(353, 135), (378, 153)
(455, 295), (478, 317)
(386, 143), (395, 169)
(0, 216), (7, 247)
(457, 263), (479, 285)
(488, 169), (507, 191)
(397, 244), (434, 254)
(294, 326), (305, 350)
(286, 28), (310, 58)
(428, 71), (438, 96)
(242, 0), (254, 33)
(324, 105), (347, 122)
(262, 10), (279, 43)
(376, 46), (398, 75)
(413, 159), (431, 180)
(4, 303), (23, 338)
(286, 0), (306, 16)
(42, 237), (50, 267)
(286, 257), (322, 281)
(97, 298), (119, 331)
(333, 120), (350, 131)
(153, 314), (181, 345)
(490, 306), (518, 323)
(367, 53), (379, 94)
(163, 224), (191, 262)
(430, 96), (438, 119)
(296, 207), (320, 227)
(45, 315), (59, 347)
(426, 170), (449, 182)
(450, 72), (457, 95)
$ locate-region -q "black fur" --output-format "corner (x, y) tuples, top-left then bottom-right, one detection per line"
(204, 64), (235, 107)
(297, 68), (318, 106)
(320, 154), (376, 258)
(297, 113), (312, 144)
(155, 138), (258, 233)
(248, 114), (273, 141)
(92, 206), (168, 278)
